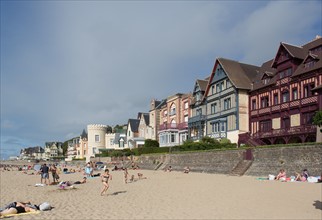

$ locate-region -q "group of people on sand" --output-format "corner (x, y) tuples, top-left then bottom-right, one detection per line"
(274, 168), (322, 182)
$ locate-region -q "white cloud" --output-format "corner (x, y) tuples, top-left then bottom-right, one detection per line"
(1, 0), (321, 158)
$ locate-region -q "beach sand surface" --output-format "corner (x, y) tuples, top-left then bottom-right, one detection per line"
(0, 169), (321, 219)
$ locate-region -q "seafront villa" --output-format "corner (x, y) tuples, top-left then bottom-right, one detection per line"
(18, 36), (322, 161)
(239, 35), (322, 146)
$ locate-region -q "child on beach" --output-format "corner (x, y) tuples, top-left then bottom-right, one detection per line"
(100, 169), (112, 196)
(275, 169), (286, 181)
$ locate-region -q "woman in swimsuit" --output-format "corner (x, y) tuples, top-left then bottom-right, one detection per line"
(0, 201), (38, 217)
(100, 169), (112, 196)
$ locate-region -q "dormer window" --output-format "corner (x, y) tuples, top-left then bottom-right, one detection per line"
(304, 61), (315, 69)
(279, 68), (292, 79)
(263, 78), (270, 85)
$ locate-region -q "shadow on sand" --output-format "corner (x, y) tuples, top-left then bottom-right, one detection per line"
(313, 200), (322, 210)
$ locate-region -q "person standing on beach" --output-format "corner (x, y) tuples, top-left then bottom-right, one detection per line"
(100, 169), (112, 196)
(50, 164), (59, 183)
(40, 163), (50, 185)
(124, 168), (129, 184)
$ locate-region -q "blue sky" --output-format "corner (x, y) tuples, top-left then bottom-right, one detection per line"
(1, 0), (321, 159)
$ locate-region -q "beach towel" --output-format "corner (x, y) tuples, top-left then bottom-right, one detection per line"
(35, 183), (46, 187)
(0, 211), (40, 218)
(307, 176), (318, 183)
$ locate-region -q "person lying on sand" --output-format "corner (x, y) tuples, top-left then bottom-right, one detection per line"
(0, 201), (38, 217)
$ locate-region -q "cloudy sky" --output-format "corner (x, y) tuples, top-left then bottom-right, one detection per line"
(1, 0), (321, 159)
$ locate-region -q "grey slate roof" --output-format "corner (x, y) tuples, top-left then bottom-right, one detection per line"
(80, 129), (88, 139)
(128, 119), (140, 132)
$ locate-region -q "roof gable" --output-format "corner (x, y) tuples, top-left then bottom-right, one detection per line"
(272, 42), (305, 68)
(128, 119), (140, 132)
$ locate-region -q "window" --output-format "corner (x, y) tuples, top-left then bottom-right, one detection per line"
(226, 80), (231, 88)
(184, 102), (188, 109)
(261, 96), (269, 108)
(252, 100), (256, 110)
(210, 103), (215, 114)
(221, 81), (225, 90)
(184, 115), (188, 122)
(279, 68), (292, 79)
(216, 83), (220, 93)
(110, 139), (114, 145)
(292, 88), (298, 100)
(260, 120), (271, 132)
(273, 94), (279, 105)
(170, 104), (176, 115)
(224, 98), (231, 110)
(302, 112), (314, 125)
(171, 133), (176, 143)
(164, 110), (168, 117)
(211, 85), (215, 94)
(282, 117), (290, 129)
(304, 83), (315, 98)
(92, 147), (97, 154)
(95, 135), (100, 142)
(221, 121), (226, 132)
(305, 61), (315, 69)
(197, 108), (202, 116)
(263, 78), (270, 85)
(282, 91), (289, 103)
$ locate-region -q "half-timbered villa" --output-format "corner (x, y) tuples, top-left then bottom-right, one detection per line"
(239, 35), (322, 146)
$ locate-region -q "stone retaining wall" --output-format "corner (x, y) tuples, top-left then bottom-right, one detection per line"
(134, 145), (322, 176)
(245, 145), (322, 176)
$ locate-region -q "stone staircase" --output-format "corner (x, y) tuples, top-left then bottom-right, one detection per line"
(154, 162), (163, 170)
(229, 160), (253, 176)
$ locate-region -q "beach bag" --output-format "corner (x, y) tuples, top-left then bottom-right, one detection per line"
(39, 202), (52, 211)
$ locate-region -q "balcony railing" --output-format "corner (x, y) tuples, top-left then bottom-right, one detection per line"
(188, 115), (206, 124)
(159, 122), (188, 131)
(252, 124), (316, 138)
(251, 95), (317, 116)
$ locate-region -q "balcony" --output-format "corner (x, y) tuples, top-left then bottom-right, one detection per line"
(159, 122), (188, 131)
(188, 115), (206, 124)
(251, 95), (318, 116)
(252, 124), (316, 139)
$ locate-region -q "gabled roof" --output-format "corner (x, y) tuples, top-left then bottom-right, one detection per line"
(196, 78), (208, 92)
(292, 50), (322, 77)
(128, 119), (140, 132)
(251, 59), (276, 90)
(218, 58), (260, 90)
(138, 112), (150, 126)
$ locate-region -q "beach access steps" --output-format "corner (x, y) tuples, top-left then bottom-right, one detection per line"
(229, 160), (253, 176)
(154, 162), (163, 170)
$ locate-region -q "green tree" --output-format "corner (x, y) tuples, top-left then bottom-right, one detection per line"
(144, 139), (159, 148)
(313, 111), (322, 132)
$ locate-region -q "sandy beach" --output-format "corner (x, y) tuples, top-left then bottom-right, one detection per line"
(0, 167), (321, 220)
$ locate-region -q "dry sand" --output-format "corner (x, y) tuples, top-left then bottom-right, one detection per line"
(0, 167), (321, 220)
